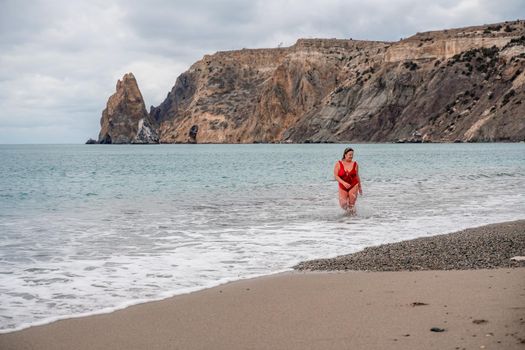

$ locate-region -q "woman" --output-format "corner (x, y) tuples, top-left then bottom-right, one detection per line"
(334, 147), (362, 214)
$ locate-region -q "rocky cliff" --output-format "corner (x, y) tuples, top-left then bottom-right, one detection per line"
(98, 73), (158, 144)
(152, 39), (389, 143)
(286, 22), (525, 142)
(93, 21), (525, 143)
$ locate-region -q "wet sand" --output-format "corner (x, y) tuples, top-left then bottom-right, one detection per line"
(1, 221), (524, 350)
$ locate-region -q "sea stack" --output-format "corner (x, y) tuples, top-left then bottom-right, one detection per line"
(98, 73), (159, 144)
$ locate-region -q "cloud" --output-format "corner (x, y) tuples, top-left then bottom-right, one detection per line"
(0, 0), (524, 143)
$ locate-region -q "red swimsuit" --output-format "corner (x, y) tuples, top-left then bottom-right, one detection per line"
(338, 161), (359, 191)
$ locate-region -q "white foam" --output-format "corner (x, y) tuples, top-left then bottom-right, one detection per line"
(0, 269), (292, 334)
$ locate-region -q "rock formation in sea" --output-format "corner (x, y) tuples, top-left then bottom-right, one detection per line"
(93, 21), (525, 143)
(97, 73), (159, 144)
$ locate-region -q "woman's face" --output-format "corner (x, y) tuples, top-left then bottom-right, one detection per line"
(344, 151), (354, 161)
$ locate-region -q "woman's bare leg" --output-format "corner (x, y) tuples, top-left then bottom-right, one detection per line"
(347, 186), (359, 214)
(338, 188), (350, 210)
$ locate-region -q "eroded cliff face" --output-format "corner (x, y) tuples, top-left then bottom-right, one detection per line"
(152, 39), (389, 143)
(286, 23), (525, 143)
(95, 20), (525, 143)
(153, 48), (289, 143)
(98, 73), (158, 144)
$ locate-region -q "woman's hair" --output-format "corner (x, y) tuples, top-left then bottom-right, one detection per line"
(342, 147), (354, 160)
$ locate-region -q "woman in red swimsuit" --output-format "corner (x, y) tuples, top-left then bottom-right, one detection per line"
(334, 147), (362, 214)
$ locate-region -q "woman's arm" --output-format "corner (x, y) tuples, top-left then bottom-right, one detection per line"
(355, 163), (363, 195)
(334, 162), (350, 189)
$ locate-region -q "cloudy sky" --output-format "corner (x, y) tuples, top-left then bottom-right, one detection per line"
(1, 0), (524, 143)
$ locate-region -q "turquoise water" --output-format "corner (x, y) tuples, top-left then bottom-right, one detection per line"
(0, 143), (524, 331)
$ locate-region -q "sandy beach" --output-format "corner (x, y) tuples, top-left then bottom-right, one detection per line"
(1, 221), (524, 350)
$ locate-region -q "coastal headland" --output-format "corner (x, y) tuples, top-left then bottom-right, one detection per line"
(92, 21), (525, 144)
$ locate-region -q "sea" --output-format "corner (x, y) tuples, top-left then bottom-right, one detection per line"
(0, 143), (524, 332)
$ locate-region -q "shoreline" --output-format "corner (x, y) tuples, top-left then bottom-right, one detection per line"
(296, 219), (525, 271)
(2, 219), (523, 335)
(1, 220), (524, 349)
(1, 268), (524, 349)
(0, 268), (294, 335)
